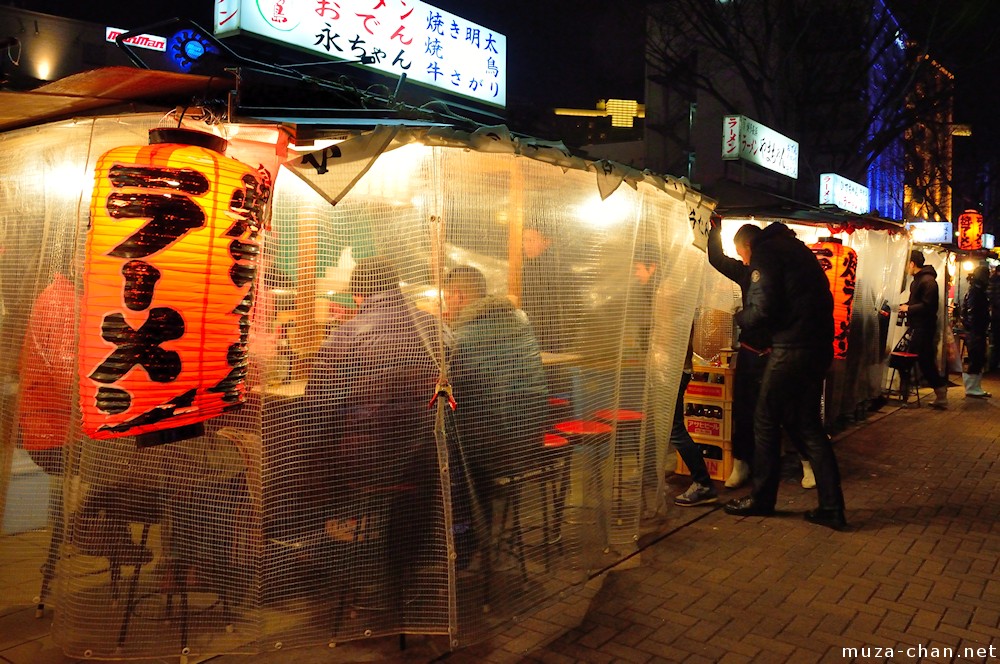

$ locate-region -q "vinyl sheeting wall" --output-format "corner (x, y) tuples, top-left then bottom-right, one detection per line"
(0, 114), (712, 658)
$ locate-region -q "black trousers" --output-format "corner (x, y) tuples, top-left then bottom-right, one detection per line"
(671, 372), (712, 486)
(966, 331), (987, 374)
(990, 313), (1000, 371)
(907, 326), (947, 389)
(732, 347), (768, 462)
(751, 347), (844, 512)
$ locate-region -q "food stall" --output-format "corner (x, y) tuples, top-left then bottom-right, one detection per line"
(0, 62), (716, 658)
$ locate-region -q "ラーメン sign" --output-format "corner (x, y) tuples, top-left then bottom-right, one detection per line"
(819, 173), (870, 215)
(213, 0), (507, 107)
(722, 115), (799, 179)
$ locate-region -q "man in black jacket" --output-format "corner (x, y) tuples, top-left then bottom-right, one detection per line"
(708, 222), (815, 490)
(899, 249), (949, 409)
(723, 223), (847, 530)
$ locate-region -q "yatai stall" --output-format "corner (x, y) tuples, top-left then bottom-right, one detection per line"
(0, 95), (715, 660)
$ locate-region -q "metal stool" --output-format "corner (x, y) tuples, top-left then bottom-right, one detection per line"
(888, 352), (922, 406)
(552, 420), (613, 524)
(548, 396), (574, 427)
(540, 432), (570, 560)
(592, 408), (645, 505)
(494, 433), (570, 577)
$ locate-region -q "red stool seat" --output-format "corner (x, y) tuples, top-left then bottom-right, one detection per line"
(553, 420), (613, 437)
(593, 408), (644, 423)
(543, 433), (569, 448)
(548, 397), (574, 426)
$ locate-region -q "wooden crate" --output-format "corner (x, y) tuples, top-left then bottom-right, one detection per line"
(674, 437), (733, 483)
(685, 365), (734, 401)
(682, 398), (732, 442)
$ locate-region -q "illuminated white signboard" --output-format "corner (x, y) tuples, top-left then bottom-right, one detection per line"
(819, 173), (869, 215)
(106, 27), (167, 51)
(213, 0), (507, 107)
(722, 115), (799, 179)
(906, 221), (952, 244)
(984, 233), (995, 250)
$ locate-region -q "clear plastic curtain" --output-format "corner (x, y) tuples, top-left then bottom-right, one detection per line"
(0, 114), (706, 659)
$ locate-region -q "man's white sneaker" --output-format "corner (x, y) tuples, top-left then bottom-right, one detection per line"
(801, 459), (816, 489)
(725, 459), (751, 488)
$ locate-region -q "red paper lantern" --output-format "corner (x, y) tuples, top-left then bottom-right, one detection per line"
(811, 238), (857, 360)
(957, 209), (983, 251)
(80, 128), (272, 445)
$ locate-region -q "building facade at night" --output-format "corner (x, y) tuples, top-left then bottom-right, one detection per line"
(643, 0), (956, 223)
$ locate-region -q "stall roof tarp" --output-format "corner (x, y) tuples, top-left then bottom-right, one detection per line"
(243, 116), (454, 128)
(0, 66), (235, 132)
(706, 178), (905, 232)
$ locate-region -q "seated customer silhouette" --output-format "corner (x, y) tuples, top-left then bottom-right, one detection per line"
(304, 257), (440, 625)
(444, 266), (549, 535)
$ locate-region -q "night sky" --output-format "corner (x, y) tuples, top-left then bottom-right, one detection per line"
(20, 0), (1000, 206)
(27, 0), (997, 114)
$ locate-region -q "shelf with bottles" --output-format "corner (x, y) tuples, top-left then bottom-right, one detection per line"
(682, 397), (732, 442)
(674, 437), (734, 482)
(685, 363), (735, 401)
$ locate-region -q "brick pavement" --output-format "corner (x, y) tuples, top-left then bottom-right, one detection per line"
(485, 375), (1000, 664)
(6, 378), (999, 664)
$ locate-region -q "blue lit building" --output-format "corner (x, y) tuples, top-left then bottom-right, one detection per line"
(644, 0), (954, 224)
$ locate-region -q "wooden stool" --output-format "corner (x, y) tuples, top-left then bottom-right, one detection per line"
(493, 432), (570, 578)
(332, 483), (417, 637)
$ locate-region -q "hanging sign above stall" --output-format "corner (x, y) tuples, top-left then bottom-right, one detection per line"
(984, 233), (995, 250)
(819, 173), (869, 215)
(905, 221), (952, 244)
(958, 209), (984, 251)
(213, 0), (507, 107)
(722, 115), (799, 179)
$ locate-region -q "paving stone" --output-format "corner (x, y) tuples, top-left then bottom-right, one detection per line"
(12, 376), (1000, 664)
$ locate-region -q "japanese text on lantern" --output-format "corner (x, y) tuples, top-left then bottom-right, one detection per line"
(80, 136), (271, 442)
(958, 209), (983, 251)
(811, 240), (857, 360)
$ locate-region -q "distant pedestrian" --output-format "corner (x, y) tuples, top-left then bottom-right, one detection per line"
(899, 249), (949, 409)
(961, 265), (991, 398)
(987, 267), (1000, 372)
(722, 223), (847, 530)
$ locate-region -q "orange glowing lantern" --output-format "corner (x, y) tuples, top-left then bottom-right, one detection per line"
(80, 128), (272, 445)
(957, 209), (984, 251)
(811, 238), (857, 360)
